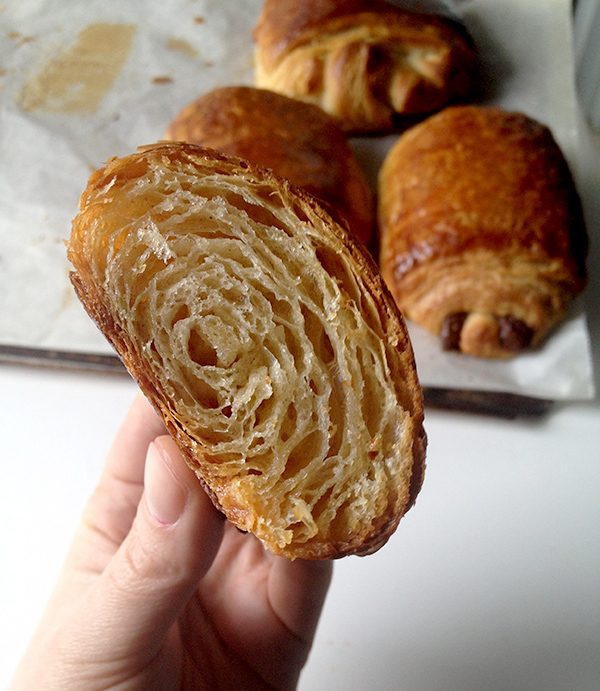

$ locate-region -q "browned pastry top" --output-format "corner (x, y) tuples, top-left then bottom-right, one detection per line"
(165, 86), (374, 245)
(380, 106), (587, 286)
(255, 0), (389, 66)
(254, 0), (468, 69)
(253, 0), (477, 131)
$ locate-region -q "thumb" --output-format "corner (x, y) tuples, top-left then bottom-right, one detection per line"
(84, 435), (225, 662)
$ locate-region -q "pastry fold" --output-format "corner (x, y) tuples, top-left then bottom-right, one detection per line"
(378, 106), (588, 358)
(253, 0), (477, 132)
(68, 143), (426, 559)
(165, 85), (374, 245)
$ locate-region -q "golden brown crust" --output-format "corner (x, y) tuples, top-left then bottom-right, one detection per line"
(68, 142), (426, 559)
(253, 0), (477, 133)
(165, 86), (374, 246)
(378, 106), (588, 358)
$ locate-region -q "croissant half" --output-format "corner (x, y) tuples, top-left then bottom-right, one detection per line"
(379, 106), (588, 358)
(253, 0), (478, 132)
(68, 143), (426, 559)
(165, 86), (374, 246)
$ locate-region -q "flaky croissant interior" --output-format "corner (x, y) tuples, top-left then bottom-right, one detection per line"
(68, 143), (425, 559)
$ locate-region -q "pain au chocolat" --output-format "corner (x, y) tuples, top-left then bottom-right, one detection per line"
(378, 106), (588, 359)
(68, 142), (426, 560)
(165, 85), (374, 246)
(253, 0), (477, 133)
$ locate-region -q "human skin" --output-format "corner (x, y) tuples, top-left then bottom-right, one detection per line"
(10, 393), (333, 690)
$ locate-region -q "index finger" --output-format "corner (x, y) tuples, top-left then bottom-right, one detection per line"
(88, 391), (166, 542)
(102, 391), (166, 488)
(66, 391), (168, 578)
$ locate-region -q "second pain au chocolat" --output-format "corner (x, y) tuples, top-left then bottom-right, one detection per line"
(378, 106), (588, 359)
(165, 86), (374, 246)
(67, 143), (426, 560)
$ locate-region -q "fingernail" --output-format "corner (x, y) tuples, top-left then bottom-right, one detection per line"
(144, 441), (188, 526)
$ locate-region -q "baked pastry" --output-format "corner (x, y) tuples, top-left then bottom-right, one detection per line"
(378, 106), (588, 358)
(165, 85), (373, 246)
(253, 0), (477, 133)
(68, 142), (426, 560)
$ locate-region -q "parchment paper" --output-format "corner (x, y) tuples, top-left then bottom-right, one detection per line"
(0, 0), (594, 401)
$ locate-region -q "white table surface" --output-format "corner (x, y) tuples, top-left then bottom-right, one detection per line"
(2, 121), (600, 691)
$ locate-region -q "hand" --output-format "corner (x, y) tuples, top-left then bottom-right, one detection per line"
(11, 393), (332, 690)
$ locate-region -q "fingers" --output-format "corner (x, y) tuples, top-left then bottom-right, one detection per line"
(268, 557), (333, 649)
(102, 391), (166, 488)
(67, 393), (167, 576)
(77, 436), (225, 669)
(89, 392), (166, 535)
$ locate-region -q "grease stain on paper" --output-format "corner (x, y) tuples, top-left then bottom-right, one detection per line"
(17, 23), (136, 114)
(166, 37), (198, 58)
(8, 31), (36, 46)
(152, 75), (174, 85)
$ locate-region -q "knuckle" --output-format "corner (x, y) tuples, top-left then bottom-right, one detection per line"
(111, 527), (177, 596)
